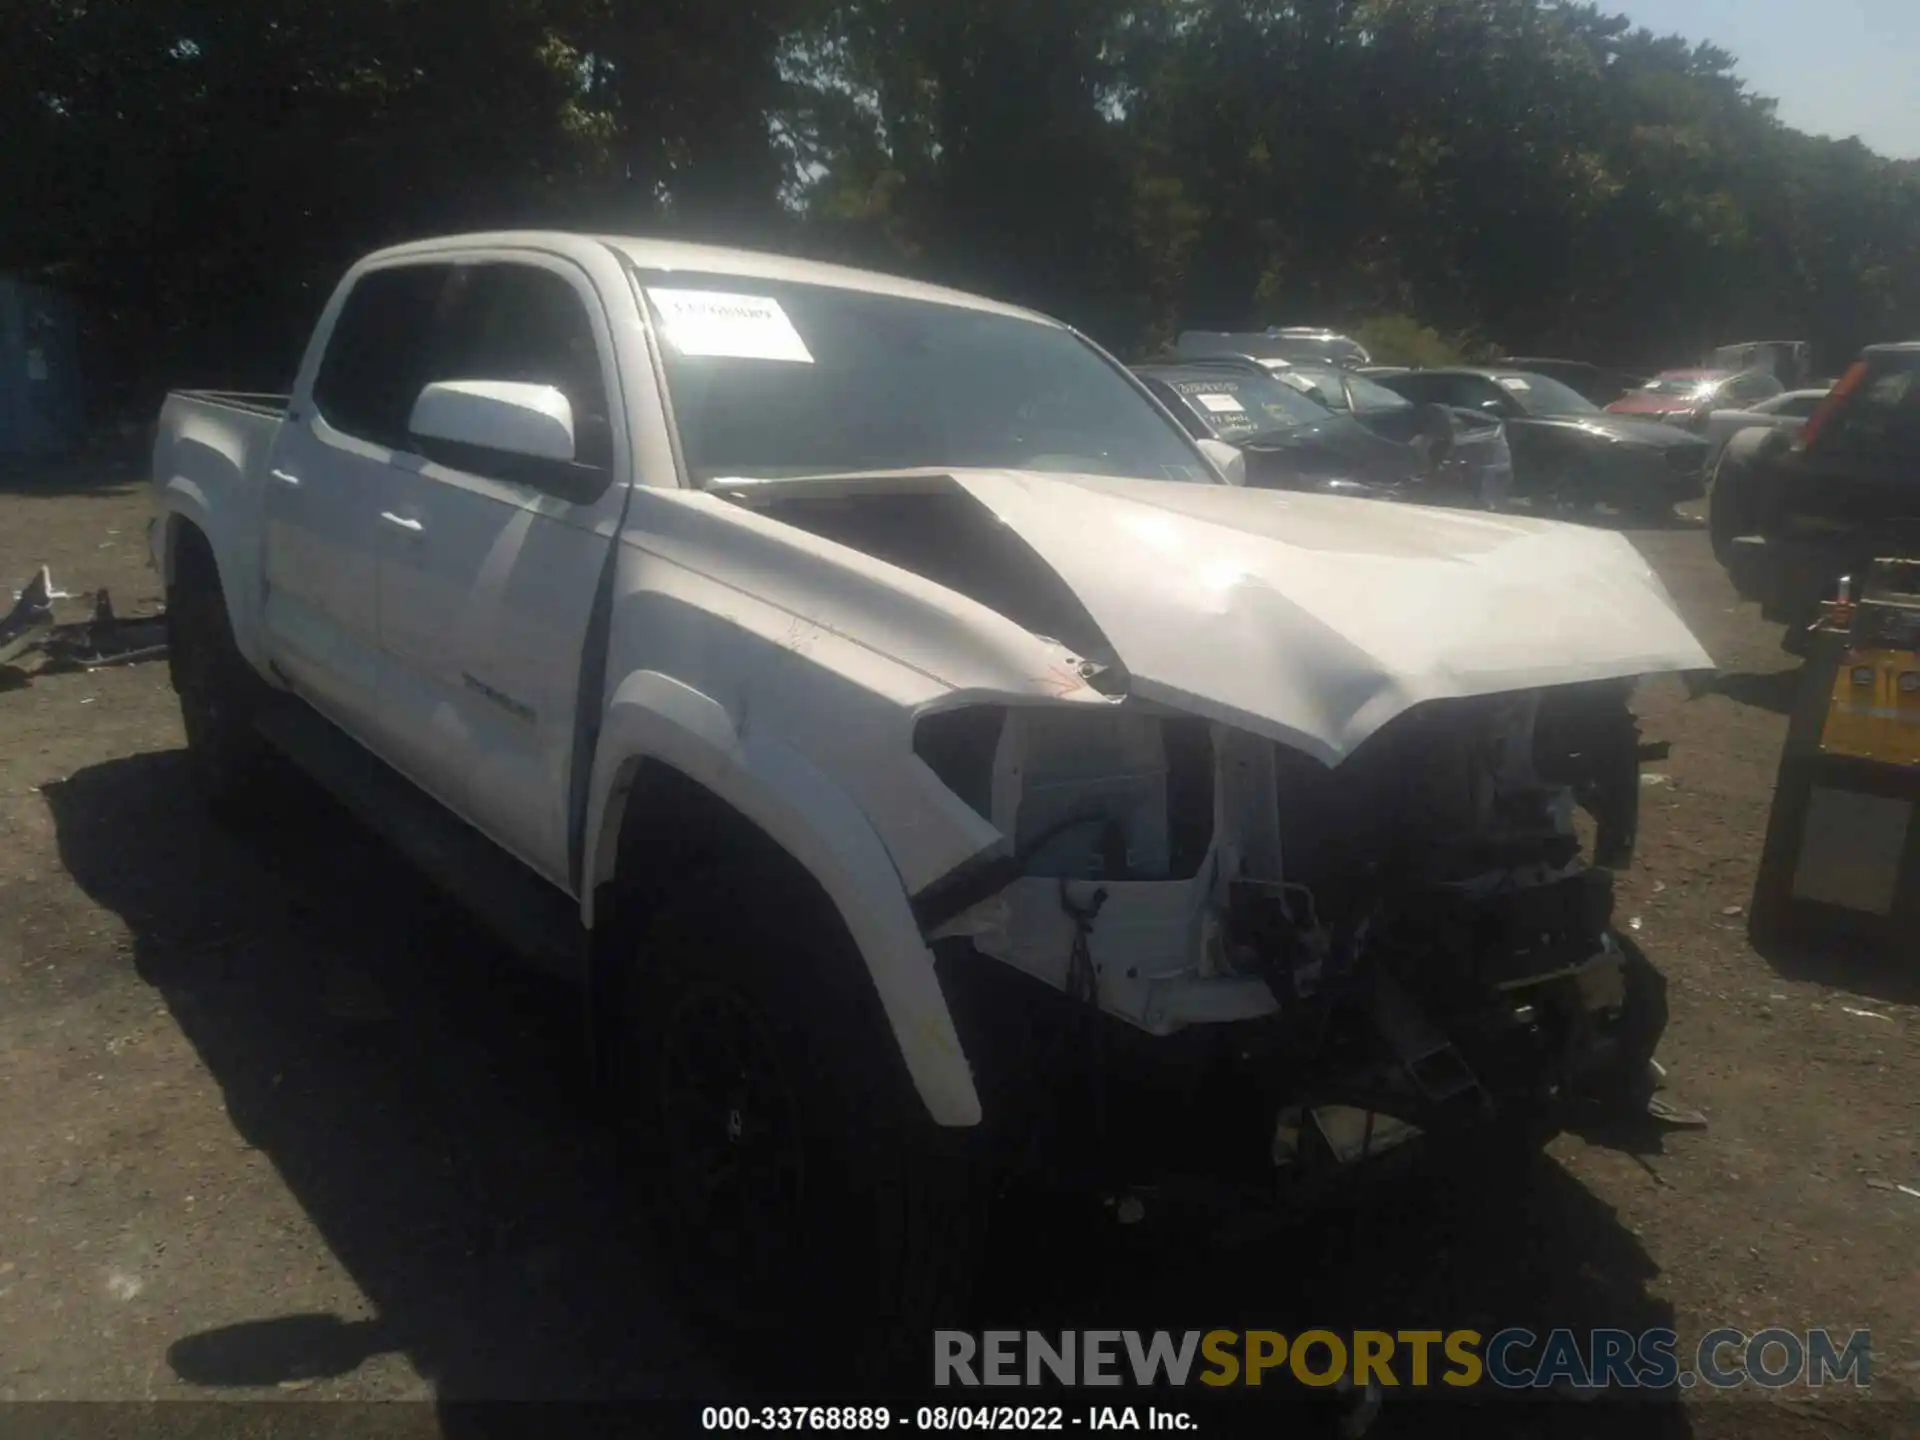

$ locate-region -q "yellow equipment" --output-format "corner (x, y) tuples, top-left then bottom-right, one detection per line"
(1751, 558), (1920, 952)
(1817, 561), (1920, 766)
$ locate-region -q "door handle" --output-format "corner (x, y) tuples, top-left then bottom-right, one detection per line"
(269, 468), (302, 488)
(378, 511), (424, 536)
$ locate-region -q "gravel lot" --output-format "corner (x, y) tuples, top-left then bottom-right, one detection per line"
(0, 459), (1914, 1437)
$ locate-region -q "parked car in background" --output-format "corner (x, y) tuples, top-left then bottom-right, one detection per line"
(1267, 327), (1372, 366)
(1271, 361), (1517, 508)
(1377, 367), (1711, 516)
(1606, 368), (1783, 427)
(1710, 340), (1812, 390)
(1270, 361), (1427, 427)
(1176, 327), (1371, 368)
(1493, 358), (1647, 407)
(1713, 342), (1920, 650)
(1134, 358), (1512, 507)
(1701, 386), (1831, 463)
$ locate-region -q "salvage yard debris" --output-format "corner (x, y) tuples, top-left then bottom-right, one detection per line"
(1840, 1005), (1894, 1022)
(0, 565), (166, 678)
(0, 565), (56, 665)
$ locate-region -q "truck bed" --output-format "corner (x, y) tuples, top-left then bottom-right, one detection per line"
(169, 390), (290, 419)
(151, 390), (290, 676)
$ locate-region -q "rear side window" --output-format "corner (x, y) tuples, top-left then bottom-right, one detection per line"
(311, 265), (453, 447)
(1379, 373), (1436, 404)
(1430, 374), (1500, 409)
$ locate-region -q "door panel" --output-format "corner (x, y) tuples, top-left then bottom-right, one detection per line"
(377, 468), (615, 882)
(259, 418), (383, 726)
(372, 259), (626, 888)
(262, 263), (453, 737)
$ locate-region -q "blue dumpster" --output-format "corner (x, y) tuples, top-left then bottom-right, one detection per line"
(0, 276), (83, 457)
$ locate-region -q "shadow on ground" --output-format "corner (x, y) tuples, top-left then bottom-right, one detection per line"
(44, 749), (1693, 1437)
(1749, 928), (1920, 1010)
(1708, 669), (1801, 715)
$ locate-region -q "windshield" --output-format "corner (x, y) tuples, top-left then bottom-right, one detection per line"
(1501, 373), (1601, 415)
(1340, 371), (1414, 414)
(636, 270), (1214, 483)
(1275, 364), (1413, 416)
(1156, 370), (1333, 438)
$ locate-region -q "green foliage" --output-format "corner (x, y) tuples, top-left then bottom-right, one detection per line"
(4, 0), (1918, 407)
(1351, 315), (1469, 368)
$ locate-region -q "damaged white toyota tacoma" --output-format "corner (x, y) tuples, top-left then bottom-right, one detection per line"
(150, 232), (1712, 1368)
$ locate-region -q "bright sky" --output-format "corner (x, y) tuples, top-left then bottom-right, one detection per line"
(1604, 0), (1920, 159)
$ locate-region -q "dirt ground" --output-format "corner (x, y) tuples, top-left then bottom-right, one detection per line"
(0, 458), (1914, 1437)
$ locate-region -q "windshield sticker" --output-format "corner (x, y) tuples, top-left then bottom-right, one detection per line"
(646, 289), (815, 364)
(1193, 391), (1246, 415)
(1277, 372), (1318, 394)
(1496, 376), (1531, 391)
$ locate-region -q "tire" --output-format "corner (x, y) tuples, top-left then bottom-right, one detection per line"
(611, 871), (985, 1390)
(167, 534), (278, 817)
(1708, 451), (1746, 567)
(1709, 428), (1778, 570)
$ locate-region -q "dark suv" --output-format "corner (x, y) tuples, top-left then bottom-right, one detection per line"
(1713, 342), (1920, 649)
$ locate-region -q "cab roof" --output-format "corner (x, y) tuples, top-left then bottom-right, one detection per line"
(362, 229), (1055, 325)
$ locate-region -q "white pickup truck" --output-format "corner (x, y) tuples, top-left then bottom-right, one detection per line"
(150, 231), (1713, 1370)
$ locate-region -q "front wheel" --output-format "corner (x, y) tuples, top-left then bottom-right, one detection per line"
(613, 880), (985, 1388)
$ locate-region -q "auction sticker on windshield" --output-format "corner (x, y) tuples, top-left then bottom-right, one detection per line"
(646, 289), (815, 363)
(1496, 376), (1531, 391)
(1193, 391), (1246, 414)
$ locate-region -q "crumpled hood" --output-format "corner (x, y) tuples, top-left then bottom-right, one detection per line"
(947, 469), (1714, 765)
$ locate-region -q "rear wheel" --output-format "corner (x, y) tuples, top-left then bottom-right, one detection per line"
(1708, 448), (1752, 567)
(167, 532), (278, 817)
(613, 875), (984, 1388)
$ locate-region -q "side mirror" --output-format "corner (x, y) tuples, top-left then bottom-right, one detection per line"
(1196, 437), (1247, 485)
(409, 380), (577, 463)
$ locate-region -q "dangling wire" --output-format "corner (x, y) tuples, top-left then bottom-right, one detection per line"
(1058, 874), (1108, 1007)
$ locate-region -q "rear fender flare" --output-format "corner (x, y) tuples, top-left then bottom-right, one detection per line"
(154, 459), (268, 675)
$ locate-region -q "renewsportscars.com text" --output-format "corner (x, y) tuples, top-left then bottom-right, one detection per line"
(933, 1328), (1871, 1391)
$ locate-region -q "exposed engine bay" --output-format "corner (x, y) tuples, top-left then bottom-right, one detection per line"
(915, 681), (1662, 1195)
(715, 467), (1695, 1195)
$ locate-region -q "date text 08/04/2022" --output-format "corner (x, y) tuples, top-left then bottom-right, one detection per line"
(701, 1407), (1193, 1431)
